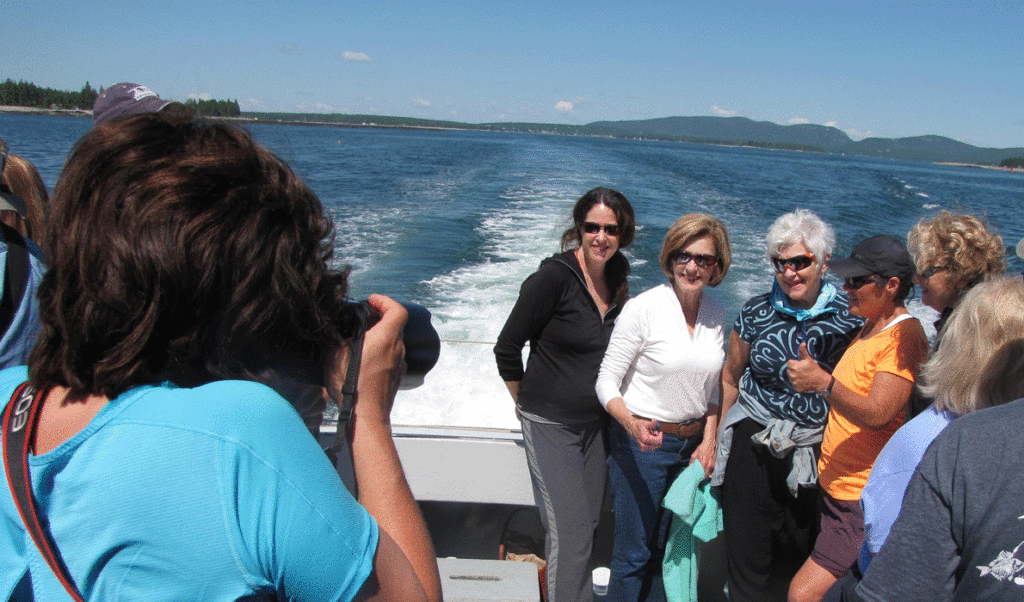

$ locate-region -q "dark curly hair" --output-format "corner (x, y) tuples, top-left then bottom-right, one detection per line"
(30, 111), (349, 399)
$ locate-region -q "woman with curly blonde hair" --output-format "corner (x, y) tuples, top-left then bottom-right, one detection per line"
(905, 211), (1005, 419)
(907, 210), (1004, 330)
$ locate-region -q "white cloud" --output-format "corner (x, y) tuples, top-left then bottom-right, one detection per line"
(555, 100), (574, 113)
(824, 121), (839, 127)
(295, 102), (335, 112)
(412, 98), (431, 107)
(711, 105), (737, 117)
(188, 92), (213, 101)
(343, 51), (371, 62)
(789, 117), (810, 125)
(845, 128), (874, 140)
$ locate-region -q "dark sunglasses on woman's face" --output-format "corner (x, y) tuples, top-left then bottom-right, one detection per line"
(918, 264), (948, 278)
(771, 254), (815, 274)
(844, 274), (879, 289)
(582, 222), (621, 236)
(673, 251), (718, 269)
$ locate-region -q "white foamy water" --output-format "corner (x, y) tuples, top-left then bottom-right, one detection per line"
(392, 186), (583, 428)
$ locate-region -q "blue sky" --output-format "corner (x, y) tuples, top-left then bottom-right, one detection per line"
(6, 1), (1023, 148)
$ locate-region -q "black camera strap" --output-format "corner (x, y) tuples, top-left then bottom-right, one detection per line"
(326, 333), (363, 496)
(3, 382), (87, 602)
(0, 222), (30, 338)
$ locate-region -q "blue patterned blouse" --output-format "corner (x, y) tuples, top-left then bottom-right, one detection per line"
(734, 282), (863, 427)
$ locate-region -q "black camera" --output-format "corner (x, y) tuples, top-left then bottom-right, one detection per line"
(338, 300), (440, 389)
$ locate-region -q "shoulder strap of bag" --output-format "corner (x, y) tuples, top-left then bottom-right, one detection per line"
(3, 382), (87, 602)
(0, 222), (30, 337)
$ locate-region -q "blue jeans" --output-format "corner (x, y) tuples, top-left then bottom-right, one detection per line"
(607, 421), (701, 602)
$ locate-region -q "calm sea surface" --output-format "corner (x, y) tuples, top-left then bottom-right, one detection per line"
(4, 113), (1023, 427)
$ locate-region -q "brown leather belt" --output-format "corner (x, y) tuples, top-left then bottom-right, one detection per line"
(635, 415), (706, 438)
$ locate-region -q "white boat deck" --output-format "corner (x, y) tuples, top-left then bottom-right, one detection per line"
(392, 425), (535, 506)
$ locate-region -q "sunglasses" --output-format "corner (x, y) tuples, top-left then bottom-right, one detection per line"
(844, 274), (879, 289)
(918, 264), (948, 278)
(582, 222), (621, 236)
(771, 254), (815, 274)
(673, 251), (718, 269)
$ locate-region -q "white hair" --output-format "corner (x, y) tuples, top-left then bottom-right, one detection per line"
(766, 209), (836, 260)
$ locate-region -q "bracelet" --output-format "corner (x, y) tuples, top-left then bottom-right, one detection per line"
(823, 376), (836, 398)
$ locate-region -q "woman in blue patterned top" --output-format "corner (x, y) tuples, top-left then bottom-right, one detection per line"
(712, 209), (863, 602)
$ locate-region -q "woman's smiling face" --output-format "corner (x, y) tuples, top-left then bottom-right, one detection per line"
(773, 242), (825, 309)
(670, 235), (717, 295)
(578, 203), (620, 266)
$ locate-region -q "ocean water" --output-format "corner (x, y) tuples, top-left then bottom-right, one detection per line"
(4, 113), (1023, 428)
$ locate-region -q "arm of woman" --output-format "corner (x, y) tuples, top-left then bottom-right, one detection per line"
(789, 323), (929, 429)
(494, 266), (564, 404)
(705, 330), (750, 476)
(605, 395), (662, 451)
(788, 347), (909, 429)
(718, 329), (750, 425)
(596, 299), (661, 450)
(826, 372), (914, 429)
(691, 385), (722, 478)
(327, 295), (442, 602)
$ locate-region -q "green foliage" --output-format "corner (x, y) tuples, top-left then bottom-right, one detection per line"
(0, 79), (238, 117)
(1000, 157), (1024, 169)
(184, 98), (241, 117)
(0, 79), (98, 109)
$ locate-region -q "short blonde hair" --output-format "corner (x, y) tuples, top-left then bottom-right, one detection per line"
(659, 213), (731, 287)
(906, 211), (1005, 293)
(919, 277), (1024, 414)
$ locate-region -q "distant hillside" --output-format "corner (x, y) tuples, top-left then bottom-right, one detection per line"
(240, 111), (1024, 166)
(586, 116), (1024, 165)
(588, 116), (853, 151)
(845, 135), (1023, 164)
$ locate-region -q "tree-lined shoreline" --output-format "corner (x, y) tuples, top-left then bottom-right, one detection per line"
(0, 79), (240, 117)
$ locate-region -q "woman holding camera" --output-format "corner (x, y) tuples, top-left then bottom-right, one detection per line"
(495, 187), (634, 602)
(596, 213), (730, 601)
(0, 113), (441, 602)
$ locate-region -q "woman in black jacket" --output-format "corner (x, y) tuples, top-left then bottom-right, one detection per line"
(495, 187), (635, 602)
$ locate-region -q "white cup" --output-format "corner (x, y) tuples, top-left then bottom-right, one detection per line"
(592, 567), (610, 596)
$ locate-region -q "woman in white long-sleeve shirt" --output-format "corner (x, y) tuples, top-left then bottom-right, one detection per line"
(596, 213), (731, 602)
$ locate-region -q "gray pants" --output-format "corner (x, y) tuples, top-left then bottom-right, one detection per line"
(520, 416), (607, 602)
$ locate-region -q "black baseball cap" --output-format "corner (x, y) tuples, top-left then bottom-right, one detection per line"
(830, 234), (915, 280)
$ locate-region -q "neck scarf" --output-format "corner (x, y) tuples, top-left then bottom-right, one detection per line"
(770, 279), (838, 322)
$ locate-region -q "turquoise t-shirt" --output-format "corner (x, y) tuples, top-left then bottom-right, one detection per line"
(0, 366), (378, 601)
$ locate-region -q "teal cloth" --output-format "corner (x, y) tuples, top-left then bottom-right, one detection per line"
(661, 460), (723, 602)
(770, 279), (838, 321)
